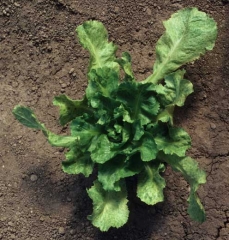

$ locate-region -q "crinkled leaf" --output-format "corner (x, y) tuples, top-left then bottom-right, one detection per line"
(146, 7), (217, 84)
(155, 127), (191, 156)
(89, 134), (116, 164)
(133, 120), (144, 141)
(116, 52), (134, 81)
(114, 104), (132, 123)
(107, 123), (130, 146)
(136, 133), (158, 161)
(162, 154), (206, 222)
(13, 105), (45, 131)
(152, 70), (193, 107)
(77, 21), (119, 73)
(53, 95), (91, 126)
(137, 162), (166, 205)
(98, 155), (142, 191)
(156, 106), (174, 125)
(70, 116), (101, 147)
(117, 82), (160, 125)
(47, 133), (79, 147)
(62, 147), (94, 177)
(86, 67), (119, 108)
(87, 180), (129, 231)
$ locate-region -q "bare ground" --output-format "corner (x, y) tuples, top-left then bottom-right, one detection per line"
(0, 0), (228, 239)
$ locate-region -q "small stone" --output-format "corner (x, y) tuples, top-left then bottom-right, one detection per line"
(114, 6), (119, 13)
(146, 7), (152, 15)
(61, 83), (67, 88)
(58, 227), (65, 235)
(69, 68), (75, 74)
(14, 2), (21, 7)
(70, 229), (75, 235)
(47, 46), (52, 52)
(30, 174), (38, 182)
(67, 197), (72, 202)
(72, 73), (77, 77)
(210, 123), (216, 129)
(8, 221), (14, 227)
(10, 234), (16, 239)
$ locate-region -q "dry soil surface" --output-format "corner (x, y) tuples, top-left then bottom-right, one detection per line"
(0, 0), (228, 239)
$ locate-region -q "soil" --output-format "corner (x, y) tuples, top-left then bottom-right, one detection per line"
(0, 0), (228, 239)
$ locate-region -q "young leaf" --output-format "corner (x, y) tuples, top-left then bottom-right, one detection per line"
(137, 162), (166, 205)
(146, 7), (217, 84)
(77, 20), (119, 73)
(117, 82), (160, 125)
(70, 116), (101, 147)
(161, 154), (206, 222)
(86, 67), (119, 108)
(53, 95), (92, 126)
(87, 180), (129, 231)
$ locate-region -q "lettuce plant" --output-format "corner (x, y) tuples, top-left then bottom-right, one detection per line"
(13, 8), (217, 231)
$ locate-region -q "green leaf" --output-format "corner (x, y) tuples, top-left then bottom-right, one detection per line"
(116, 52), (134, 81)
(70, 116), (101, 147)
(47, 133), (79, 147)
(77, 21), (119, 73)
(156, 106), (174, 125)
(161, 154), (206, 222)
(53, 95), (92, 126)
(117, 82), (160, 125)
(87, 180), (129, 231)
(152, 70), (193, 107)
(155, 126), (191, 157)
(134, 133), (158, 161)
(89, 134), (116, 164)
(86, 67), (119, 108)
(146, 7), (217, 84)
(62, 147), (94, 177)
(13, 105), (45, 131)
(98, 155), (142, 191)
(137, 162), (166, 205)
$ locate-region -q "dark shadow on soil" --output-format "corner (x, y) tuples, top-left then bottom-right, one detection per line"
(22, 162), (171, 240)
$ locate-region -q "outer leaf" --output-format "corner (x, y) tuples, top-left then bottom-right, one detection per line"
(161, 154), (206, 222)
(53, 95), (92, 126)
(98, 155), (142, 191)
(152, 70), (193, 107)
(62, 147), (94, 177)
(12, 106), (81, 148)
(13, 105), (45, 131)
(87, 180), (129, 231)
(137, 162), (166, 205)
(116, 52), (134, 81)
(47, 133), (79, 147)
(146, 7), (217, 84)
(155, 127), (191, 157)
(77, 21), (119, 72)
